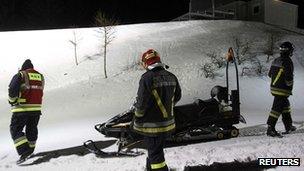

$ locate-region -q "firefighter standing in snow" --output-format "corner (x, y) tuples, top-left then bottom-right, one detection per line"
(133, 49), (181, 171)
(266, 41), (296, 137)
(8, 59), (44, 163)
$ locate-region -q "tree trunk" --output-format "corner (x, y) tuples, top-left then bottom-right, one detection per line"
(74, 45), (78, 66)
(104, 31), (107, 78)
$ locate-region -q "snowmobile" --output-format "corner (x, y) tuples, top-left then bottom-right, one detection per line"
(84, 47), (246, 154)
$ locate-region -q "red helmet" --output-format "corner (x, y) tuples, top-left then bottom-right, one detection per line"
(141, 49), (161, 66)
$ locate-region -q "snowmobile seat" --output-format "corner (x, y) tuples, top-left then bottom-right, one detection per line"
(174, 98), (220, 130)
(194, 98), (218, 107)
(193, 98), (220, 116)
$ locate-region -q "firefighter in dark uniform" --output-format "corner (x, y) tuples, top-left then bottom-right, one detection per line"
(133, 49), (181, 171)
(266, 41), (296, 137)
(8, 59), (45, 163)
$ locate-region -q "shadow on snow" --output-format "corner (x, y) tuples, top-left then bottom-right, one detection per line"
(19, 139), (116, 166)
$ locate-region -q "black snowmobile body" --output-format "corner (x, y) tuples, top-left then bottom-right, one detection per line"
(91, 49), (246, 152)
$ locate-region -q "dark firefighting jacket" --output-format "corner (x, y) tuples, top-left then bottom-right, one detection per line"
(133, 64), (181, 136)
(268, 55), (293, 97)
(8, 68), (44, 113)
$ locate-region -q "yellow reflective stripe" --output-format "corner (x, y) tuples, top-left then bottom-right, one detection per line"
(271, 87), (291, 94)
(272, 68), (283, 86)
(29, 144), (35, 148)
(269, 110), (280, 119)
(14, 136), (27, 143)
(171, 87), (175, 116)
(283, 107), (291, 113)
(151, 161), (166, 170)
(269, 113), (279, 118)
(15, 139), (28, 147)
(152, 89), (168, 118)
(8, 97), (17, 102)
(29, 141), (36, 148)
(15, 139), (27, 147)
(134, 123), (175, 134)
(271, 90), (289, 96)
(28, 73), (42, 81)
(17, 98), (26, 103)
(12, 106), (42, 113)
(135, 109), (144, 117)
(14, 136), (28, 147)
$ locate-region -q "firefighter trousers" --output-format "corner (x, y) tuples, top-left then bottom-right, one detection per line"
(10, 113), (40, 156)
(144, 135), (169, 171)
(267, 96), (292, 128)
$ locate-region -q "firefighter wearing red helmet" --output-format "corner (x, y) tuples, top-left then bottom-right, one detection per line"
(8, 59), (44, 164)
(133, 49), (181, 170)
(266, 41), (296, 137)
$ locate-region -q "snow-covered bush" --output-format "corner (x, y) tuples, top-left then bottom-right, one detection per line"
(241, 56), (269, 76)
(199, 51), (226, 79)
(201, 62), (216, 79)
(206, 51), (226, 68)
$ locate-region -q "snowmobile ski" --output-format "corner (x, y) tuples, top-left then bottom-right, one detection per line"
(83, 140), (144, 158)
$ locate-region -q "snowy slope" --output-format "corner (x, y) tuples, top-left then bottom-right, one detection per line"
(0, 20), (304, 171)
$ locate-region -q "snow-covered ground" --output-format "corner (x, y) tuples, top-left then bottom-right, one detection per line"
(0, 20), (304, 171)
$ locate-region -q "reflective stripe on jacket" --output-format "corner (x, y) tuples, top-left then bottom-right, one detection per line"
(133, 65), (181, 137)
(268, 56), (293, 97)
(9, 69), (44, 113)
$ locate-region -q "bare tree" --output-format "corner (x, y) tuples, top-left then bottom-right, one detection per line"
(264, 30), (282, 62)
(233, 36), (251, 65)
(69, 30), (82, 66)
(234, 36), (241, 64)
(95, 11), (118, 78)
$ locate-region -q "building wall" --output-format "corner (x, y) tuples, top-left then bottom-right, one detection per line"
(247, 0), (264, 22)
(188, 0), (299, 30)
(216, 1), (248, 20)
(264, 0), (298, 29)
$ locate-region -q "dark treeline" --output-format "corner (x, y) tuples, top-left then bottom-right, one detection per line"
(0, 0), (189, 31)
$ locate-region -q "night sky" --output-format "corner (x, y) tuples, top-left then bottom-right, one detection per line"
(0, 0), (303, 31)
(0, 0), (189, 31)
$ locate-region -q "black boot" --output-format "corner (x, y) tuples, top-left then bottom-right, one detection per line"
(284, 125), (297, 134)
(267, 125), (283, 138)
(282, 113), (296, 134)
(16, 150), (33, 164)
